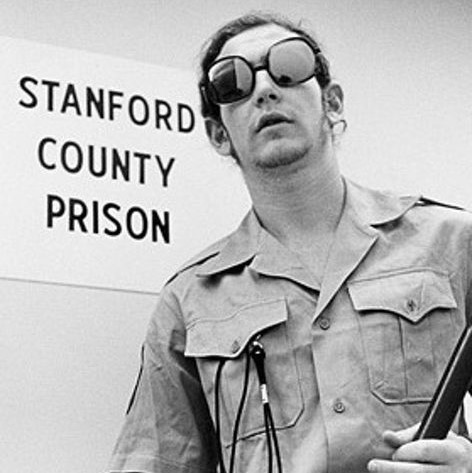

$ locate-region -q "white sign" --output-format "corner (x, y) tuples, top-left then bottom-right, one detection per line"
(0, 37), (250, 293)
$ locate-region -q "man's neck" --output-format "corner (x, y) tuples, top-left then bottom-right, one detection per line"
(243, 149), (345, 249)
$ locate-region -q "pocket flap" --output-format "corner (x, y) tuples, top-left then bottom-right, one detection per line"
(185, 298), (287, 358)
(348, 270), (457, 323)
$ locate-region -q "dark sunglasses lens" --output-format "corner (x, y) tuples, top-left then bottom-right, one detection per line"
(208, 57), (253, 103)
(269, 40), (316, 86)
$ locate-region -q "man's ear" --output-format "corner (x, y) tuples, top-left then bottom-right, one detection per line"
(322, 82), (344, 126)
(204, 118), (232, 156)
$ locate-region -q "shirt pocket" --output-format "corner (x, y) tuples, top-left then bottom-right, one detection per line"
(348, 269), (458, 404)
(185, 298), (304, 445)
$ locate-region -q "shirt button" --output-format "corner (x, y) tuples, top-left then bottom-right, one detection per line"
(333, 400), (345, 413)
(319, 317), (331, 330)
(230, 339), (241, 354)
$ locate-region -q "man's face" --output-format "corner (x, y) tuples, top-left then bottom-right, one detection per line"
(213, 24), (328, 173)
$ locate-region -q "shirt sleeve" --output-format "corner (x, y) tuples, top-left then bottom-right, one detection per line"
(107, 289), (217, 473)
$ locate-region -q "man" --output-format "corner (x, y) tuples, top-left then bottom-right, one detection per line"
(108, 12), (472, 473)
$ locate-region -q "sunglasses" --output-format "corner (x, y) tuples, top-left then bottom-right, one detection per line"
(205, 37), (320, 105)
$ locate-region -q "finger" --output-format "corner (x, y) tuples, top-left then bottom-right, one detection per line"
(392, 438), (466, 464)
(368, 458), (442, 473)
(445, 430), (459, 440)
(382, 424), (420, 448)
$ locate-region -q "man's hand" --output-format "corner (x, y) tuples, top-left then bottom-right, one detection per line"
(367, 424), (472, 472)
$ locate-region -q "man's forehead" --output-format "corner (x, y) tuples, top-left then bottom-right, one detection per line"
(216, 24), (301, 61)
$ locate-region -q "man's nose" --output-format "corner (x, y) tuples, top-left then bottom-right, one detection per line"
(252, 70), (281, 106)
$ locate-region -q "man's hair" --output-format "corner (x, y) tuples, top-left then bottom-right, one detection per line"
(198, 11), (332, 123)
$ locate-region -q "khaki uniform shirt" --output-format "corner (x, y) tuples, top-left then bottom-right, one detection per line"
(108, 180), (472, 473)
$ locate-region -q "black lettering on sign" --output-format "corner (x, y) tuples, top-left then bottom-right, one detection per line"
(61, 141), (83, 174)
(108, 89), (124, 121)
(38, 137), (57, 170)
(18, 76), (38, 108)
(42, 79), (61, 111)
(177, 103), (195, 133)
(128, 95), (150, 126)
(154, 99), (172, 130)
(46, 194), (65, 227)
(46, 194), (170, 244)
(85, 87), (105, 119)
(19, 76), (197, 133)
(37, 136), (176, 187)
(61, 83), (82, 115)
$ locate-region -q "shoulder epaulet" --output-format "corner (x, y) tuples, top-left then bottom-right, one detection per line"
(417, 196), (466, 211)
(163, 236), (228, 286)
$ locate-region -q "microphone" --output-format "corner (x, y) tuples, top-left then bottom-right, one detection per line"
(414, 324), (472, 440)
(249, 339), (269, 404)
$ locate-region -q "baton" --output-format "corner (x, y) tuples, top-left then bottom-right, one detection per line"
(414, 324), (472, 440)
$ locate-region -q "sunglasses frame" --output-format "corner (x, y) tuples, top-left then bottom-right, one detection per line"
(205, 36), (320, 105)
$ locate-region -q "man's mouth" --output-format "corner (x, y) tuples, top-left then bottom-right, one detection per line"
(255, 112), (292, 132)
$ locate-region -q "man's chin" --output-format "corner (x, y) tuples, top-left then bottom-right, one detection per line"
(254, 143), (307, 170)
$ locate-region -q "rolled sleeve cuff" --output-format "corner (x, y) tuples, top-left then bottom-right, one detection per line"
(107, 453), (215, 473)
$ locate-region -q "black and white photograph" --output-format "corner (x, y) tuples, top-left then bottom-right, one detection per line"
(0, 1), (471, 472)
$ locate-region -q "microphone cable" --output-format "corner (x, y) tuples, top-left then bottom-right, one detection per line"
(214, 358), (228, 473)
(229, 351), (251, 473)
(249, 339), (283, 473)
(214, 336), (284, 473)
(214, 351), (251, 473)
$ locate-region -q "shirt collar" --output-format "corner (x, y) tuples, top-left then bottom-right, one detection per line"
(196, 179), (421, 278)
(345, 179), (420, 226)
(195, 210), (262, 276)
